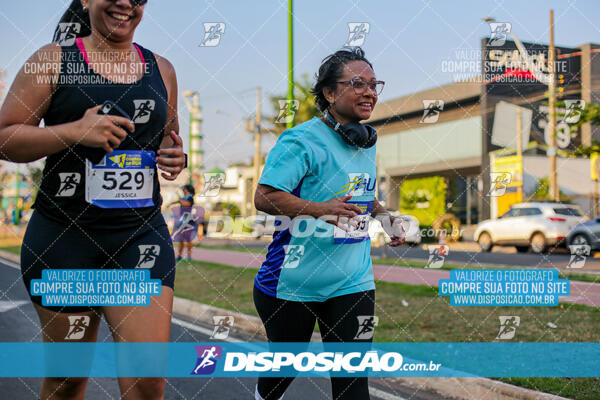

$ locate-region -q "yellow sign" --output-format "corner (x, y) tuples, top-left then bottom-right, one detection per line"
(591, 153), (599, 181)
(491, 155), (523, 217)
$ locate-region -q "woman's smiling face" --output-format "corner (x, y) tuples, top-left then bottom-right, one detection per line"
(324, 60), (378, 124)
(83, 0), (145, 42)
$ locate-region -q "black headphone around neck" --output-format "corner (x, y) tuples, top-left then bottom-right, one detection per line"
(323, 112), (377, 149)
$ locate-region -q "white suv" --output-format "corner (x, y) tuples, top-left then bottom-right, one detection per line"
(474, 202), (587, 254)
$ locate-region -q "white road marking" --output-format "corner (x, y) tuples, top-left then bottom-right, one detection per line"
(0, 258), (20, 270)
(370, 386), (408, 400)
(0, 300), (28, 312)
(171, 316), (241, 343)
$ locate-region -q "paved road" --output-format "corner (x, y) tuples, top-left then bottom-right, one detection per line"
(0, 259), (452, 400)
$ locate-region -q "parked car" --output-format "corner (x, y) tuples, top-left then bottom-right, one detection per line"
(474, 202), (587, 254)
(369, 213), (421, 247)
(567, 216), (600, 250)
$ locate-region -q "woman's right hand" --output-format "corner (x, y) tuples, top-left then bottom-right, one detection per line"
(72, 105), (134, 153)
(314, 194), (363, 231)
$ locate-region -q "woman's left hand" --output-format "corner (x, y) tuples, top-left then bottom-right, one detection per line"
(157, 130), (185, 180)
(384, 215), (406, 247)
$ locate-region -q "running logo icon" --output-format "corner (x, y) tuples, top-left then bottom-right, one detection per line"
(282, 245), (304, 269)
(136, 244), (160, 268)
(496, 316), (520, 340)
(56, 22), (81, 46)
(420, 100), (444, 123)
(567, 245), (591, 269)
(56, 172), (81, 197)
(109, 153), (127, 168)
(488, 172), (512, 197)
(345, 23), (370, 47)
(425, 245), (449, 269)
(563, 100), (586, 124)
(191, 345), (222, 375)
(65, 316), (90, 340)
(200, 23), (225, 47)
(354, 316), (378, 340)
(132, 100), (155, 124)
(210, 316), (234, 340)
(275, 100), (300, 124)
(201, 172), (225, 197)
(488, 22), (511, 46)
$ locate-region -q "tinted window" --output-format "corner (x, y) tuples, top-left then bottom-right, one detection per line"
(553, 208), (582, 216)
(500, 209), (518, 218)
(519, 208), (543, 216)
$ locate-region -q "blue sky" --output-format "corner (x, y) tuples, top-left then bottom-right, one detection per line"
(1, 0), (599, 169)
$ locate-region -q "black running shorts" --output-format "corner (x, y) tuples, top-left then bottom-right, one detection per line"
(21, 210), (176, 313)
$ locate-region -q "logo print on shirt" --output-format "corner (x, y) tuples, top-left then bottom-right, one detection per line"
(334, 173), (373, 197)
(56, 172), (81, 197)
(282, 245), (304, 269)
(354, 315), (378, 340)
(136, 244), (160, 268)
(210, 316), (234, 340)
(191, 345), (222, 375)
(132, 100), (156, 124)
(65, 316), (90, 340)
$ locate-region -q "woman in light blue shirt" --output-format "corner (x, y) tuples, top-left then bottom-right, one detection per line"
(253, 47), (405, 400)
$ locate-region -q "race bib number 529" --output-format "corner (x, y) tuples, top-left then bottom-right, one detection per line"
(85, 150), (155, 209)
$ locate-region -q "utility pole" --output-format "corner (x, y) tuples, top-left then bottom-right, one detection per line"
(548, 9), (559, 202)
(253, 87), (262, 195)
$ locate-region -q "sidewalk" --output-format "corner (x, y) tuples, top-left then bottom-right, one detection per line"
(192, 247), (600, 307)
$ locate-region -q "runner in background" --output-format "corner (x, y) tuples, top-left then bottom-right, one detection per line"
(172, 184), (198, 262)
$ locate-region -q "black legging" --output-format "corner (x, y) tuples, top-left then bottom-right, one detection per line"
(253, 286), (375, 400)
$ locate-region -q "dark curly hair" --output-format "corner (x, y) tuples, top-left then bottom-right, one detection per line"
(310, 47), (373, 112)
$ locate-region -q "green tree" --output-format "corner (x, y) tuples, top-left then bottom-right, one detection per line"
(561, 101), (600, 155)
(268, 73), (320, 135)
(529, 176), (571, 202)
(26, 165), (43, 198)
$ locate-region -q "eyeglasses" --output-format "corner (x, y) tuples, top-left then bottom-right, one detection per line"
(105, 0), (148, 7)
(336, 77), (385, 95)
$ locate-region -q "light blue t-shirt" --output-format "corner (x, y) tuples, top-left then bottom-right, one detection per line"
(255, 117), (376, 302)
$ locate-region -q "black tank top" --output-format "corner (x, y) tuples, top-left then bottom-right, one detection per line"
(34, 38), (168, 230)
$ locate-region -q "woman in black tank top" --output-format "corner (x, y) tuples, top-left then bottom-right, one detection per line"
(0, 1), (185, 398)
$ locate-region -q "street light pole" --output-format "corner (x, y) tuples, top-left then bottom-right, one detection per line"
(183, 91), (203, 188)
(548, 9), (559, 202)
(287, 0), (294, 129)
